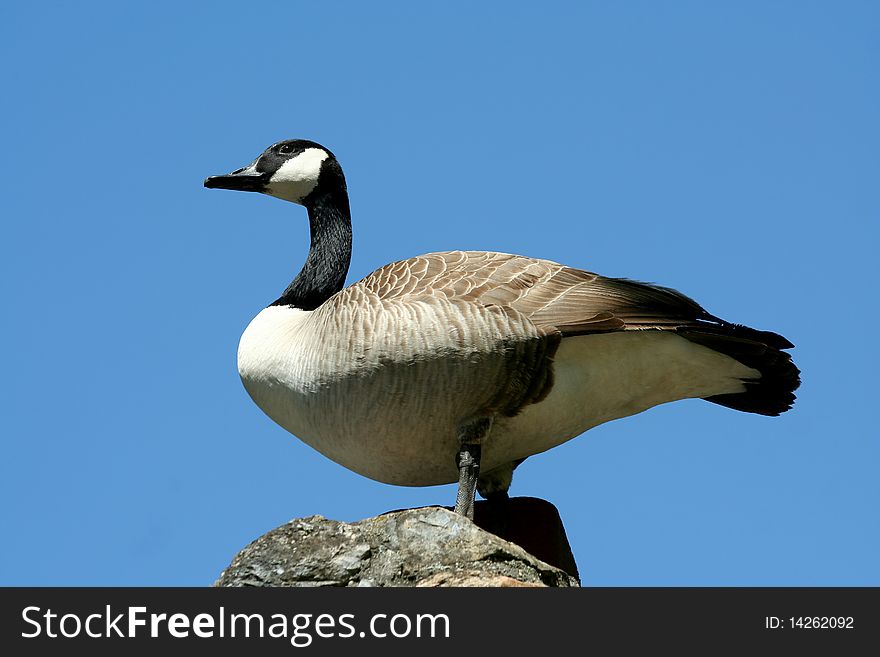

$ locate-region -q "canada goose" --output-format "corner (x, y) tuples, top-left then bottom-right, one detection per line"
(204, 139), (800, 519)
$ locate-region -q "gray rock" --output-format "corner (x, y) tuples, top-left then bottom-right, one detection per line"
(216, 504), (580, 587)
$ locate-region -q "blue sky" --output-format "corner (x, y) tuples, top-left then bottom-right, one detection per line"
(2, 2), (877, 586)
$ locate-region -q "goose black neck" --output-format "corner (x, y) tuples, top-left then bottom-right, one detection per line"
(271, 184), (352, 310)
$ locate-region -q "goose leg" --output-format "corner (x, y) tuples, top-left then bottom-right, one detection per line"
(454, 443), (481, 518)
(453, 417), (492, 519)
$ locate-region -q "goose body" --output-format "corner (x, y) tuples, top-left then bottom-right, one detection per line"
(206, 140), (800, 511)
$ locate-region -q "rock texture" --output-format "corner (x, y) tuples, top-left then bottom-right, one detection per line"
(216, 500), (580, 587)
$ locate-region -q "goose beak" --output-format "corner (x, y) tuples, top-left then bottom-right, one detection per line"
(204, 163), (269, 192)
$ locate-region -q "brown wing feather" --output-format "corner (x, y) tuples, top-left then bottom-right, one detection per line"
(358, 250), (718, 335)
(355, 250), (800, 416)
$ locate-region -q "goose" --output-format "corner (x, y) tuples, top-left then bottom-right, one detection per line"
(204, 139), (800, 518)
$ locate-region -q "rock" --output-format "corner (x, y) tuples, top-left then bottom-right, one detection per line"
(215, 500), (580, 587)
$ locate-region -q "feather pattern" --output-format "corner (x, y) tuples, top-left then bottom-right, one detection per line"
(238, 250), (798, 487)
(357, 250), (717, 335)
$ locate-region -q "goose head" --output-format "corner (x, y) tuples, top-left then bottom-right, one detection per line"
(204, 139), (344, 205)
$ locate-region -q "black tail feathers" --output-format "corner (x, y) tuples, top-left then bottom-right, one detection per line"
(677, 323), (801, 416)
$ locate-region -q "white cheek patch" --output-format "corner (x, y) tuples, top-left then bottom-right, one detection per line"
(265, 148), (329, 203)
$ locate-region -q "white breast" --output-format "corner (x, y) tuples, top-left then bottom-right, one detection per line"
(236, 303), (522, 485)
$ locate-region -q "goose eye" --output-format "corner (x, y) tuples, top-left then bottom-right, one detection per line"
(278, 143), (295, 155)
